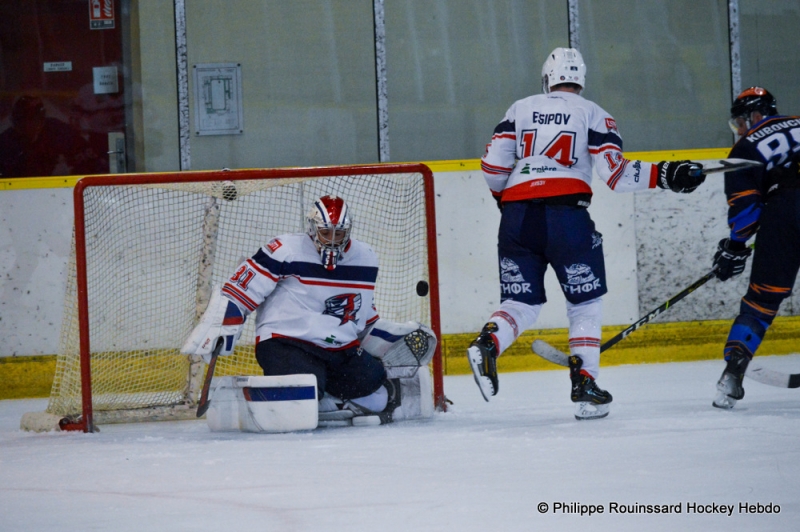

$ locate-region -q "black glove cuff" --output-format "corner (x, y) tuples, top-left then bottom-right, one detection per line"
(725, 239), (748, 251)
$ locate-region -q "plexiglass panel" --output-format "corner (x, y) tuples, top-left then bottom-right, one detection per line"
(577, 0), (731, 151)
(385, 0), (568, 162)
(185, 0), (378, 169)
(740, 1), (800, 118)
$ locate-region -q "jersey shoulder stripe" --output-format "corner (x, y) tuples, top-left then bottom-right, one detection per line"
(493, 119), (515, 134)
(284, 261), (378, 284)
(290, 275), (376, 290)
(251, 248), (282, 277)
(588, 128), (622, 150)
(222, 283), (259, 312)
(251, 235), (378, 284)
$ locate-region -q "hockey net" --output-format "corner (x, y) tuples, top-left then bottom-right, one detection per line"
(23, 164), (442, 432)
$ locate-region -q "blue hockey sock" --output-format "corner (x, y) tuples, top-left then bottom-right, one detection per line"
(724, 314), (769, 359)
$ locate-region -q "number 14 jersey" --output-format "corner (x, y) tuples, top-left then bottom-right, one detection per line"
(481, 90), (659, 204)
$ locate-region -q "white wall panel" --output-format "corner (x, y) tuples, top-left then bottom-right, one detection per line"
(0, 189), (73, 356)
(2, 161), (798, 356)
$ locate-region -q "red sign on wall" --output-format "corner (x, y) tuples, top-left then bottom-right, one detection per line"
(89, 0), (115, 30)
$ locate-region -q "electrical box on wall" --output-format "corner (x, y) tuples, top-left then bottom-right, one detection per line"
(193, 62), (244, 136)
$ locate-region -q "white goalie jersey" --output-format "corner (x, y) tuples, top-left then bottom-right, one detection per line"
(481, 90), (659, 203)
(221, 233), (380, 350)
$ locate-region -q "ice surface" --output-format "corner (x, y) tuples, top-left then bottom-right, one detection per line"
(2, 356), (799, 531)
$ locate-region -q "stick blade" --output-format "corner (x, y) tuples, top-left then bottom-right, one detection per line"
(196, 401), (211, 418)
(745, 364), (800, 389)
(196, 343), (222, 418)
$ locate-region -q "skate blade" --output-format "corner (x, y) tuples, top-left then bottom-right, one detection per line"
(467, 346), (494, 402)
(712, 391), (737, 409)
(574, 402), (609, 420)
(352, 415), (382, 427)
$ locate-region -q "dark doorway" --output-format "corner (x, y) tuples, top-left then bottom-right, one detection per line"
(0, 0), (130, 178)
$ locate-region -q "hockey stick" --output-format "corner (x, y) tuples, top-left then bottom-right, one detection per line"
(531, 269), (717, 364)
(535, 339), (800, 389)
(532, 270), (800, 388)
(603, 269), (717, 351)
(688, 158), (763, 177)
(196, 339), (222, 418)
(744, 364), (800, 389)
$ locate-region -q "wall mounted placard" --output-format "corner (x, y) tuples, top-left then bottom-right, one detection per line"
(193, 62), (244, 136)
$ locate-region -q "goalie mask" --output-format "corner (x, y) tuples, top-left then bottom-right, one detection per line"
(307, 195), (352, 270)
(729, 86), (778, 134)
(542, 47), (586, 94)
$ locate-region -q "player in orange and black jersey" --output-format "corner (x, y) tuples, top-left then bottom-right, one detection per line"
(712, 87), (800, 408)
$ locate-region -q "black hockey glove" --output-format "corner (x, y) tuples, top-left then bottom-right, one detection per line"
(656, 160), (705, 193)
(713, 238), (752, 281)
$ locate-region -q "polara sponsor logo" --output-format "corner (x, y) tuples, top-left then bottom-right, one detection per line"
(520, 163), (558, 175)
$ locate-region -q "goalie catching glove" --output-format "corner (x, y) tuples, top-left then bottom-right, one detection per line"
(181, 287), (246, 362)
(358, 319), (437, 368)
(656, 160), (705, 193)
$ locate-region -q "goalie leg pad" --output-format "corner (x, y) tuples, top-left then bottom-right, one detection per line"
(206, 375), (318, 433)
(385, 365), (434, 421)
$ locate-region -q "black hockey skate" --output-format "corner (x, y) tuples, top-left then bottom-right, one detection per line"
(329, 378), (404, 427)
(713, 348), (751, 409)
(467, 323), (499, 402)
(569, 355), (612, 420)
(377, 378), (402, 425)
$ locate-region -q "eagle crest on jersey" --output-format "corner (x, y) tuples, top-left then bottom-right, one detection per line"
(324, 293), (362, 324)
(307, 195), (352, 270)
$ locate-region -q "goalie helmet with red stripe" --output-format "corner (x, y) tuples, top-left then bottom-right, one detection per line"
(307, 195), (352, 270)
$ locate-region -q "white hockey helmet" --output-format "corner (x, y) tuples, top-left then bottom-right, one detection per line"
(307, 195), (352, 270)
(541, 47), (586, 94)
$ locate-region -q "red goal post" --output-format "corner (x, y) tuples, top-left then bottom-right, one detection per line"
(29, 164), (443, 432)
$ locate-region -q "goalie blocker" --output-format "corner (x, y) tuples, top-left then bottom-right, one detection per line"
(204, 319), (437, 433)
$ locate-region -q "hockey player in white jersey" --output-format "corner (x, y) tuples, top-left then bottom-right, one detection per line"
(468, 48), (707, 419)
(184, 195), (436, 426)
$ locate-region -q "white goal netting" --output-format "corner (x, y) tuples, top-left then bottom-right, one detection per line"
(32, 166), (440, 430)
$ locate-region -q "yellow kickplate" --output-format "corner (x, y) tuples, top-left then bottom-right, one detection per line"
(3, 317), (799, 399)
(442, 316), (800, 376)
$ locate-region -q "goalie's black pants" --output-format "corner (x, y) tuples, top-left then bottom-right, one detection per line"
(256, 337), (386, 400)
